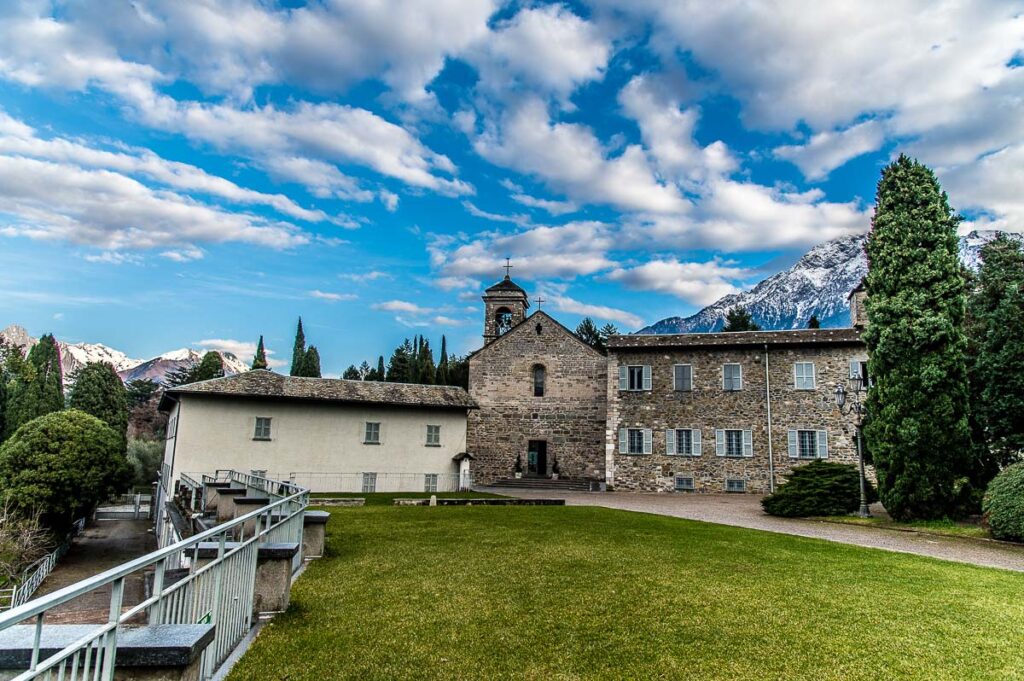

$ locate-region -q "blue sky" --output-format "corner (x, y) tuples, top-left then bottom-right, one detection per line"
(0, 1), (1021, 372)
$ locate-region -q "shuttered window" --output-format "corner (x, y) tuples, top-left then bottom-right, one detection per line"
(253, 417), (272, 440)
(666, 428), (701, 456)
(619, 365), (652, 391)
(426, 425), (441, 446)
(364, 422), (381, 444)
(673, 364), (692, 391)
(788, 429), (829, 459)
(619, 428), (652, 455)
(723, 364), (742, 391)
(793, 362), (816, 389)
(716, 429), (753, 457)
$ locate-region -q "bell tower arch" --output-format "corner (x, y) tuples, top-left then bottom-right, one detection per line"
(482, 264), (529, 345)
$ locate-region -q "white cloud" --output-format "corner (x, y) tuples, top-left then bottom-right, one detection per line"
(373, 300), (432, 314)
(432, 315), (471, 327)
(474, 97), (687, 214)
(940, 144), (1024, 233)
(197, 337), (286, 368)
(339, 271), (393, 283)
(546, 295), (643, 329)
(606, 258), (747, 305)
(309, 290), (358, 302)
(509, 193), (577, 216)
(773, 120), (886, 181)
(463, 201), (530, 226)
(433, 276), (479, 292)
(83, 251), (143, 265)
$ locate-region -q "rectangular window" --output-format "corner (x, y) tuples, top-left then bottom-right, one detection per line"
(788, 429), (829, 459)
(424, 473), (438, 493)
(364, 422), (381, 444)
(673, 364), (692, 391)
(361, 472), (377, 493)
(725, 478), (747, 493)
(716, 429), (752, 458)
(253, 417), (272, 440)
(533, 366), (545, 397)
(618, 365), (652, 391)
(250, 469), (267, 478)
(666, 428), (701, 456)
(674, 475), (695, 491)
(723, 363), (742, 391)
(628, 428), (645, 454)
(619, 428), (652, 454)
(794, 362), (816, 390)
(426, 425), (441, 446)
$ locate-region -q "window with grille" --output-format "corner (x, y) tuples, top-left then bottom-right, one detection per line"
(725, 429), (743, 457)
(361, 472), (377, 493)
(666, 428), (700, 456)
(674, 475), (695, 491)
(364, 422), (381, 444)
(788, 429), (828, 459)
(726, 478), (746, 493)
(253, 417), (272, 440)
(794, 362), (816, 389)
(723, 364), (742, 391)
(424, 474), (438, 493)
(673, 364), (692, 391)
(628, 428), (645, 454)
(426, 425), (441, 446)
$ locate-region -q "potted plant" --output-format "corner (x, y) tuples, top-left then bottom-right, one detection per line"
(514, 454), (523, 479)
(551, 458), (560, 480)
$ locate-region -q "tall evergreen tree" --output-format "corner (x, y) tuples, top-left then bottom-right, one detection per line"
(863, 155), (970, 521)
(447, 355), (470, 389)
(436, 335), (450, 385)
(722, 307), (761, 332)
(252, 335), (268, 370)
(4, 334), (63, 438)
(193, 352), (225, 382)
(301, 346), (322, 378)
(342, 365), (361, 380)
(416, 338), (436, 384)
(599, 323), (619, 348)
(358, 361), (372, 379)
(290, 318), (306, 376)
(807, 315), (821, 329)
(27, 334), (63, 415)
(376, 356), (386, 382)
(386, 340), (414, 382)
(69, 362), (129, 451)
(575, 317), (603, 349)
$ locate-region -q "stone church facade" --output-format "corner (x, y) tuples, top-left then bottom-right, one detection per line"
(467, 274), (869, 493)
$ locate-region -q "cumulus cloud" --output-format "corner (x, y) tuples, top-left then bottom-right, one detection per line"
(197, 338), (286, 368)
(773, 120), (886, 181)
(309, 290), (358, 302)
(606, 258), (748, 305)
(508, 193), (577, 216)
(372, 300), (432, 314)
(339, 271), (393, 283)
(940, 145), (1024, 233)
(546, 295), (643, 329)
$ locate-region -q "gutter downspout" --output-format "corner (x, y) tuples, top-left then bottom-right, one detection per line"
(764, 344), (775, 493)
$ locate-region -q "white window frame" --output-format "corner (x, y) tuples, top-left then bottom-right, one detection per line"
(716, 429), (753, 458)
(253, 417), (272, 440)
(665, 428), (701, 456)
(361, 472), (377, 493)
(619, 427), (653, 455)
(424, 473), (439, 493)
(725, 478), (747, 493)
(793, 362), (816, 390)
(722, 363), (742, 391)
(673, 364), (693, 392)
(364, 421), (381, 445)
(788, 429), (829, 459)
(426, 424), (441, 447)
(674, 475), (695, 492)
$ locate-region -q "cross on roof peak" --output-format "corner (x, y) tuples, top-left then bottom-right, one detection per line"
(534, 296), (545, 309)
(503, 257), (513, 278)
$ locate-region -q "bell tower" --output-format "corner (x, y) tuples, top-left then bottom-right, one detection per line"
(482, 260), (529, 345)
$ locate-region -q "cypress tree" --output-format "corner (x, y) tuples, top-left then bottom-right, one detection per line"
(69, 362), (129, 451)
(27, 334), (63, 415)
(193, 352), (225, 382)
(863, 154), (971, 520)
(436, 336), (449, 385)
(252, 335), (268, 370)
(290, 318), (306, 376)
(376, 356), (386, 382)
(302, 347), (322, 378)
(418, 338), (436, 385)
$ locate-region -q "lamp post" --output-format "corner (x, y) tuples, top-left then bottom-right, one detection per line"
(834, 376), (872, 518)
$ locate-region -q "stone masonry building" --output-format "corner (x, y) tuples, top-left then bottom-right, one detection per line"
(467, 273), (869, 493)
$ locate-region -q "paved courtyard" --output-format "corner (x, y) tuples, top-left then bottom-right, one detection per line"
(479, 487), (1024, 572)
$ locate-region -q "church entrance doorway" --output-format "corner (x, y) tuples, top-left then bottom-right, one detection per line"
(527, 440), (548, 477)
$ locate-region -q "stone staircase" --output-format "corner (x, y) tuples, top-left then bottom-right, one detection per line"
(488, 477), (597, 492)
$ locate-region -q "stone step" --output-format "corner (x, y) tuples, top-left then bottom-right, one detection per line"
(490, 478), (595, 491)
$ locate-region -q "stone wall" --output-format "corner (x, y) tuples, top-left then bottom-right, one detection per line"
(607, 342), (868, 493)
(468, 312), (607, 484)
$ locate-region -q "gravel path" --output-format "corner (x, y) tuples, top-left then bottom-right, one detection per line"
(479, 487), (1024, 572)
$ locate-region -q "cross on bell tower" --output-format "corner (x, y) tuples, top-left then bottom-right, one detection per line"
(481, 259), (530, 345)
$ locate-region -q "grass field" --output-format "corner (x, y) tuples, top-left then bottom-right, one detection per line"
(820, 514), (991, 539)
(228, 503), (1024, 681)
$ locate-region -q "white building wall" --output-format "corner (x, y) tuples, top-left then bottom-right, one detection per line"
(165, 396), (470, 492)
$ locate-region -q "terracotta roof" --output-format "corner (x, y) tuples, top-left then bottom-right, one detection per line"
(484, 275), (529, 297)
(608, 327), (864, 350)
(159, 370), (477, 411)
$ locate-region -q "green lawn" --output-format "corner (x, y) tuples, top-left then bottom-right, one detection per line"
(307, 491), (506, 505)
(229, 505), (1024, 681)
(820, 515), (992, 540)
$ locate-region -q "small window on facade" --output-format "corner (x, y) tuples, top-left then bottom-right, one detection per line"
(254, 417), (272, 440)
(364, 422), (381, 444)
(362, 472), (377, 493)
(716, 429), (751, 458)
(667, 428), (702, 456)
(850, 359), (871, 387)
(723, 364), (742, 391)
(788, 429), (828, 459)
(673, 364), (692, 391)
(675, 475), (695, 492)
(628, 428), (644, 454)
(619, 428), (652, 454)
(794, 362), (816, 390)
(424, 473), (438, 493)
(250, 469), (267, 478)
(426, 425), (441, 446)
(725, 478), (747, 493)
(533, 365), (545, 397)
(619, 365), (652, 391)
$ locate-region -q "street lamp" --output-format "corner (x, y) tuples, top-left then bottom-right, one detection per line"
(834, 377), (871, 518)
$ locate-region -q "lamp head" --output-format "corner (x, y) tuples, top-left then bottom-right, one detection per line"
(834, 384), (847, 409)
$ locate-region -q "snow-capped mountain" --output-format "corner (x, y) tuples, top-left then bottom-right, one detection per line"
(0, 324), (248, 385)
(639, 230), (1021, 334)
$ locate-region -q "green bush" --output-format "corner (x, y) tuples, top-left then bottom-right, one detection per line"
(126, 438), (164, 488)
(982, 463), (1024, 542)
(762, 461), (877, 518)
(0, 409), (131, 531)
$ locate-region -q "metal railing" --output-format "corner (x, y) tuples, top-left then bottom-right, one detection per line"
(0, 519), (86, 612)
(0, 471), (309, 680)
(94, 494), (152, 520)
(280, 471), (467, 493)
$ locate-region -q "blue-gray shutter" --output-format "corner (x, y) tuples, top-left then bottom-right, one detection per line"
(618, 428), (627, 454)
(692, 429), (702, 456)
(642, 365), (652, 391)
(715, 429), (725, 457)
(849, 359), (861, 379)
(742, 430), (753, 457)
(817, 430), (829, 458)
(665, 429), (676, 455)
(618, 365), (628, 390)
(788, 430), (798, 458)
(643, 429), (653, 454)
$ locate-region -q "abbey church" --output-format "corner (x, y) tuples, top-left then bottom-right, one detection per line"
(468, 272), (869, 494)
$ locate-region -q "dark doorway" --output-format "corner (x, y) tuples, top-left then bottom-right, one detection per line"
(527, 440), (548, 477)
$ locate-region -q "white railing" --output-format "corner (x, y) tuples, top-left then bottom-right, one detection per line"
(281, 471), (466, 493)
(0, 471), (309, 680)
(1, 518), (86, 612)
(94, 494), (152, 520)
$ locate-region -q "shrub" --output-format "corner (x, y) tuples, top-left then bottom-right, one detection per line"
(982, 463), (1024, 542)
(0, 409), (131, 531)
(126, 438), (165, 488)
(762, 461), (877, 518)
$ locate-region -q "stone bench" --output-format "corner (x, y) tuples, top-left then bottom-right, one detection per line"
(0, 624), (214, 681)
(201, 481), (232, 512)
(308, 498), (365, 507)
(193, 542), (300, 616)
(213, 488), (248, 523)
(302, 511), (330, 558)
